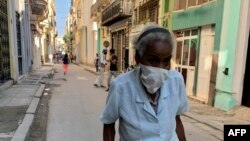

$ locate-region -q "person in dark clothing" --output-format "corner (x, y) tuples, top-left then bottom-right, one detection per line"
(62, 54), (69, 75)
(94, 53), (99, 72)
(106, 49), (118, 92)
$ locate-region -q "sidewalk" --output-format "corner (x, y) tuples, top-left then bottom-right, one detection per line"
(185, 100), (250, 132)
(0, 64), (54, 141)
(79, 64), (250, 131)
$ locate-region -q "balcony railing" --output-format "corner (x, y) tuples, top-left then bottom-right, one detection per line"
(31, 0), (48, 20)
(91, 0), (110, 18)
(102, 0), (132, 26)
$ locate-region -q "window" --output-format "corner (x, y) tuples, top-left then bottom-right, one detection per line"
(175, 0), (187, 10)
(176, 42), (182, 64)
(182, 39), (189, 65)
(138, 0), (159, 24)
(164, 0), (169, 13)
(176, 31), (184, 37)
(188, 0), (197, 7)
(189, 39), (197, 66)
(175, 28), (198, 67)
(174, 0), (214, 10)
(198, 0), (209, 5)
(184, 30), (190, 36)
(133, 8), (138, 24)
(77, 10), (81, 18)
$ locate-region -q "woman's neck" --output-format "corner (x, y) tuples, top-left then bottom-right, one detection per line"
(148, 93), (156, 101)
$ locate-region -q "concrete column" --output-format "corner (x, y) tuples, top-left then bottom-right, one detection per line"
(232, 0), (250, 104)
(214, 0), (241, 111)
(8, 0), (19, 81)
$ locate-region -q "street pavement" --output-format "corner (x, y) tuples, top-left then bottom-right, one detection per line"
(46, 63), (115, 141)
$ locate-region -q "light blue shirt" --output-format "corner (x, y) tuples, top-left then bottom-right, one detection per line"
(100, 67), (189, 141)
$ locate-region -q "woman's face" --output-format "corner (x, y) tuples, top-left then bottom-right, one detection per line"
(139, 40), (172, 69)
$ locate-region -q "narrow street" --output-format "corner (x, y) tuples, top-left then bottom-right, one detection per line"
(46, 63), (223, 141)
(1, 0), (250, 141)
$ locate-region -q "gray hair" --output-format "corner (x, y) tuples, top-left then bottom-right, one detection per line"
(133, 24), (174, 58)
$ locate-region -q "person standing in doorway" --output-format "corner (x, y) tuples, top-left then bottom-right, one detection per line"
(62, 54), (69, 75)
(106, 49), (118, 92)
(94, 48), (107, 88)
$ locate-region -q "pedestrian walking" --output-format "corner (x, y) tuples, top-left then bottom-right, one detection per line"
(49, 53), (53, 64)
(94, 53), (99, 73)
(56, 53), (60, 64)
(62, 54), (69, 75)
(94, 48), (107, 88)
(106, 49), (118, 92)
(100, 24), (189, 141)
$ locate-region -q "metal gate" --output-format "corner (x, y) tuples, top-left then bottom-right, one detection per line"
(0, 0), (11, 84)
(16, 11), (22, 75)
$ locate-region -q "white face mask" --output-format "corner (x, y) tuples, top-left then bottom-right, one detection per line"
(140, 64), (169, 94)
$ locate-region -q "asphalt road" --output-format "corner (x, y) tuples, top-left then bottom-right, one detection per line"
(46, 63), (223, 141)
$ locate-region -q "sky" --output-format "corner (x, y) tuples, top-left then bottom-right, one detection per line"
(55, 0), (71, 37)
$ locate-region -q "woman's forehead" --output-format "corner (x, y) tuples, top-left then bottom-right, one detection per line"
(144, 40), (172, 55)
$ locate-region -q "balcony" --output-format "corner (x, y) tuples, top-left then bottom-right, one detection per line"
(91, 0), (110, 18)
(31, 0), (48, 21)
(101, 0), (132, 26)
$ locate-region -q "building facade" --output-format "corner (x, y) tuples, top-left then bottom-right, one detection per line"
(0, 0), (35, 87)
(91, 0), (111, 62)
(0, 0), (56, 89)
(160, 0), (250, 110)
(100, 0), (132, 72)
(30, 0), (56, 68)
(168, 0), (222, 106)
(70, 0), (96, 65)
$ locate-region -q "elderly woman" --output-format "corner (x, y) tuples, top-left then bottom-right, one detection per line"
(100, 25), (189, 141)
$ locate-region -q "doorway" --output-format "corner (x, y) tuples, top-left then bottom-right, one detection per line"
(242, 32), (250, 107)
(175, 29), (198, 95)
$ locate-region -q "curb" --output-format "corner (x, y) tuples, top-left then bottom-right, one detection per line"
(26, 98), (40, 114)
(11, 114), (34, 141)
(35, 84), (45, 98)
(11, 84), (45, 141)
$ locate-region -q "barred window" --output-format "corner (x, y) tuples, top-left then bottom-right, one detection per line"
(175, 0), (215, 10)
(137, 0), (159, 24)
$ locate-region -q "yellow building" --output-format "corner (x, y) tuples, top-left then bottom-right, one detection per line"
(71, 0), (97, 65)
(31, 0), (56, 68)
